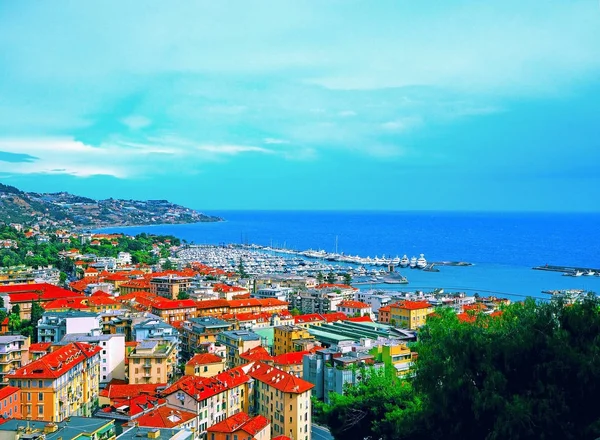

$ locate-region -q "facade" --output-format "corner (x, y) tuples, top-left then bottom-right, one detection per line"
(133, 318), (181, 362)
(246, 362), (313, 440)
(207, 412), (270, 440)
(370, 341), (414, 377)
(180, 317), (233, 358)
(336, 300), (373, 318)
(60, 333), (126, 383)
(185, 353), (226, 377)
(162, 370), (251, 437)
(254, 286), (292, 302)
(0, 386), (21, 419)
(289, 291), (344, 315)
(217, 330), (263, 368)
(303, 346), (384, 403)
(355, 292), (391, 317)
(0, 335), (30, 384)
(377, 305), (391, 324)
(37, 311), (102, 343)
(150, 275), (192, 300)
(151, 299), (197, 324)
(7, 342), (102, 422)
(389, 301), (434, 329)
(128, 339), (178, 385)
(273, 326), (316, 356)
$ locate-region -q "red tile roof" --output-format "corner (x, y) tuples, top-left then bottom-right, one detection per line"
(321, 312), (348, 322)
(0, 283), (82, 303)
(338, 300), (370, 309)
(162, 368), (250, 401)
(273, 436), (292, 440)
(207, 412), (270, 436)
(186, 353), (224, 366)
(213, 283), (247, 293)
(101, 394), (165, 417)
(152, 299), (196, 310)
(240, 346), (273, 363)
(8, 342), (101, 379)
(272, 350), (311, 366)
(390, 300), (433, 311)
(294, 313), (324, 324)
(132, 406), (196, 429)
(29, 342), (51, 353)
(348, 315), (373, 322)
(0, 386), (19, 400)
(246, 362), (314, 394)
(100, 383), (166, 399)
(196, 299), (230, 309)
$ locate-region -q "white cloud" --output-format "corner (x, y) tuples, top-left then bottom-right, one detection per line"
(263, 138), (289, 145)
(121, 115), (152, 130)
(196, 144), (273, 155)
(380, 117), (423, 132)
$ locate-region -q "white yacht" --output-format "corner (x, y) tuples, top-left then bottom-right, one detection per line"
(416, 254), (428, 269)
(391, 256), (401, 266)
(584, 270), (596, 276)
(409, 256), (417, 268)
(400, 255), (410, 268)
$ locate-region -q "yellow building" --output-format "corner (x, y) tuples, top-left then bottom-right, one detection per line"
(370, 342), (415, 377)
(0, 335), (30, 384)
(7, 342), (101, 422)
(127, 339), (177, 384)
(150, 275), (192, 299)
(273, 325), (315, 356)
(217, 330), (262, 368)
(246, 362), (313, 440)
(184, 352), (226, 377)
(389, 301), (434, 330)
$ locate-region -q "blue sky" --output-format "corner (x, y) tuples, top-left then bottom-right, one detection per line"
(1, 0), (599, 211)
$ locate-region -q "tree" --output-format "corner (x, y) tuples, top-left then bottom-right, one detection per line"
(316, 272), (324, 284)
(8, 313), (20, 332)
(162, 259), (175, 270)
(10, 304), (20, 316)
(59, 271), (68, 285)
(342, 272), (352, 285)
(315, 368), (422, 440)
(177, 291), (190, 300)
(237, 258), (248, 279)
(326, 271), (336, 284)
(290, 308), (301, 316)
(29, 301), (44, 342)
(320, 296), (600, 440)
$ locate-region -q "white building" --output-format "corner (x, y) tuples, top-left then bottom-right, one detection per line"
(117, 252), (132, 266)
(37, 311), (102, 343)
(254, 286), (292, 302)
(355, 291), (392, 316)
(61, 333), (126, 384)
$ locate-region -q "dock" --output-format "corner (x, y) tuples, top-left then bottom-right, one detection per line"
(533, 265), (600, 274)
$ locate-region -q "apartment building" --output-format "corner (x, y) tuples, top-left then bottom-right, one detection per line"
(0, 335), (30, 384)
(128, 339), (177, 385)
(217, 330), (263, 368)
(151, 299), (197, 324)
(389, 301), (434, 329)
(273, 326), (316, 356)
(180, 317), (233, 358)
(0, 386), (21, 419)
(150, 275), (192, 300)
(207, 412), (270, 440)
(37, 311), (102, 343)
(184, 353), (225, 377)
(7, 342), (102, 422)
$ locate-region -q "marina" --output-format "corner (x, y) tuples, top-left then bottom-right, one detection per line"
(533, 265), (600, 277)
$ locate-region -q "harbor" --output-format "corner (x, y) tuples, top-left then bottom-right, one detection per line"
(533, 265), (600, 277)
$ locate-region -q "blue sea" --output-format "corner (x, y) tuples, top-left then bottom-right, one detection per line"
(98, 211), (600, 301)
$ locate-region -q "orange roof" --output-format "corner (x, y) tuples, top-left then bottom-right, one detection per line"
(348, 315), (373, 322)
(152, 299), (196, 310)
(84, 267), (98, 273)
(0, 386), (19, 400)
(186, 353), (224, 366)
(213, 283), (247, 293)
(207, 412), (270, 436)
(0, 283), (83, 303)
(321, 312), (348, 322)
(196, 299), (230, 309)
(132, 406), (196, 429)
(119, 279), (151, 289)
(390, 300), (433, 311)
(99, 383), (166, 399)
(240, 346), (274, 363)
(272, 350), (311, 366)
(8, 342), (101, 379)
(246, 362), (313, 394)
(294, 314), (324, 324)
(338, 300), (370, 309)
(378, 305), (391, 312)
(163, 368), (251, 401)
(273, 436), (292, 440)
(29, 342), (51, 353)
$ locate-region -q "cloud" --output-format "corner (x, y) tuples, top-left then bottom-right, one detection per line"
(0, 151), (39, 163)
(338, 110), (357, 117)
(196, 145), (273, 155)
(263, 138), (289, 145)
(380, 117), (423, 132)
(121, 115), (151, 130)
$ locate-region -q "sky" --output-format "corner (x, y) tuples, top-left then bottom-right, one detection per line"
(0, 0), (599, 212)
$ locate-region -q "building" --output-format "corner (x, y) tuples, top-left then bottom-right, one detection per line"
(207, 412), (270, 440)
(130, 406), (197, 432)
(377, 305), (391, 324)
(369, 340), (415, 377)
(162, 370), (251, 436)
(185, 353), (226, 377)
(0, 386), (21, 419)
(217, 330), (263, 368)
(60, 333), (126, 384)
(389, 301), (434, 329)
(289, 291), (344, 315)
(37, 311), (102, 343)
(270, 351), (311, 377)
(7, 342), (102, 422)
(355, 291), (392, 318)
(254, 286), (292, 302)
(0, 283), (84, 320)
(180, 317), (233, 359)
(336, 300), (373, 318)
(150, 275), (192, 300)
(0, 416), (116, 440)
(95, 394), (166, 425)
(128, 339), (178, 385)
(151, 299), (197, 324)
(245, 362), (313, 440)
(0, 335), (30, 384)
(133, 317), (181, 361)
(99, 383), (166, 408)
(303, 345), (384, 403)
(273, 326), (316, 356)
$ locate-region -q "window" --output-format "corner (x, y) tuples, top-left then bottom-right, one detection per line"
(38, 380), (42, 388)
(38, 393), (43, 401)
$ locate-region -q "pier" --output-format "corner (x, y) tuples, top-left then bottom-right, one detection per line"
(533, 265), (600, 275)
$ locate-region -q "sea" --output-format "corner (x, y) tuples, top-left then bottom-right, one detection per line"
(97, 211), (600, 302)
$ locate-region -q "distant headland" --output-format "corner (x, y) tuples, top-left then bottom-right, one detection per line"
(0, 182), (222, 229)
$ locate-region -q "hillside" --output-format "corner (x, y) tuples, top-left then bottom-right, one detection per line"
(0, 183), (222, 228)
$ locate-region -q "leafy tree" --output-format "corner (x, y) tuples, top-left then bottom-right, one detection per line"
(289, 307), (301, 316)
(315, 368), (422, 440)
(162, 259), (175, 270)
(10, 304), (20, 316)
(342, 272), (352, 285)
(237, 258), (248, 279)
(0, 310), (7, 323)
(59, 271), (68, 285)
(177, 291), (190, 300)
(0, 296), (4, 309)
(326, 271), (336, 284)
(8, 313), (20, 332)
(316, 272), (324, 284)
